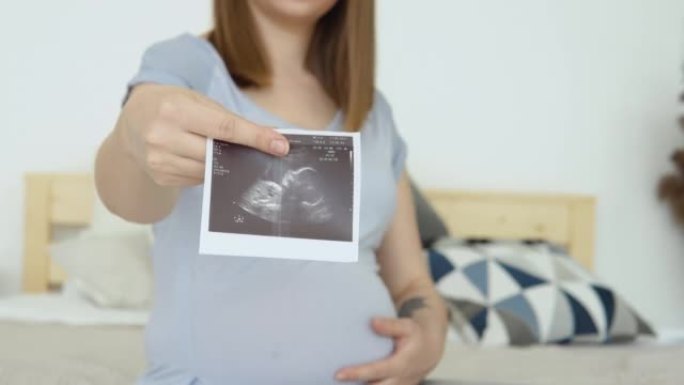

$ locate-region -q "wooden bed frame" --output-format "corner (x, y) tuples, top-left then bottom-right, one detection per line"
(23, 174), (95, 292)
(22, 173), (595, 293)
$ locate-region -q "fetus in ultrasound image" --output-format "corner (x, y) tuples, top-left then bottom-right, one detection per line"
(209, 134), (354, 241)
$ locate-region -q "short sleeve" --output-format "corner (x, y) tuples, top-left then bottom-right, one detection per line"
(123, 35), (215, 103)
(376, 92), (408, 182)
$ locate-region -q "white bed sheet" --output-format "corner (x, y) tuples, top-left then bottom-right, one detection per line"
(429, 339), (684, 385)
(0, 293), (148, 326)
(0, 320), (145, 384)
(0, 316), (681, 385)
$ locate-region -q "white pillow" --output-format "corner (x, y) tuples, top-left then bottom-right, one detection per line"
(50, 230), (153, 309)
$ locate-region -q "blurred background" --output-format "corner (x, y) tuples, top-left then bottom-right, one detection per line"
(3, 0), (683, 333)
(0, 0), (683, 382)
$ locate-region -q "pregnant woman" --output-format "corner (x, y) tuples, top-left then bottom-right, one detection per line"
(95, 0), (448, 384)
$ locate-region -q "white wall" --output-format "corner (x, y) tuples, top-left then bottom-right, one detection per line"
(0, 0), (212, 292)
(1, 0), (683, 330)
(377, 0), (684, 330)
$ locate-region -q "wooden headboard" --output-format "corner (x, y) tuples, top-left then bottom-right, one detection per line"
(423, 190), (595, 269)
(22, 173), (595, 293)
(23, 173), (95, 292)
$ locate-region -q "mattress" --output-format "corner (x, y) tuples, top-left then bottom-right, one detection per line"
(0, 321), (145, 384)
(0, 320), (682, 385)
(430, 341), (684, 385)
(0, 293), (148, 384)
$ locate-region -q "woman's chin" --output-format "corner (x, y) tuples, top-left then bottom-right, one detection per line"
(249, 0), (339, 25)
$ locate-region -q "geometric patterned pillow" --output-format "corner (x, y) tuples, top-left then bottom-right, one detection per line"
(429, 238), (655, 346)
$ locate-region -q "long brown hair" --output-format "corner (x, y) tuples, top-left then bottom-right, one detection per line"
(208, 0), (375, 132)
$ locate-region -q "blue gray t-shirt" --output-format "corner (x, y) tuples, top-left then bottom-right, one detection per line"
(130, 34), (408, 385)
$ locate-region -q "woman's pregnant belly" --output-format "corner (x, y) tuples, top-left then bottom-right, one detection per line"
(182, 256), (396, 385)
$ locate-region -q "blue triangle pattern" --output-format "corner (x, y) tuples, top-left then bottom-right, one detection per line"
(427, 249), (455, 282)
(470, 308), (488, 338)
(562, 290), (598, 335)
(495, 294), (539, 338)
(463, 260), (488, 297)
(592, 285), (615, 330)
(498, 262), (546, 289)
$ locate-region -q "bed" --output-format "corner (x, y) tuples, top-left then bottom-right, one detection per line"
(421, 191), (683, 384)
(4, 173), (682, 385)
(0, 174), (147, 384)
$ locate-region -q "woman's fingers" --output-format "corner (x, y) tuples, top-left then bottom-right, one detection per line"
(335, 356), (401, 382)
(146, 151), (205, 181)
(336, 317), (420, 382)
(180, 102), (289, 156)
(164, 156), (205, 179)
(134, 85), (288, 188)
(164, 131), (207, 162)
(372, 317), (417, 338)
(148, 171), (203, 187)
(368, 380), (396, 385)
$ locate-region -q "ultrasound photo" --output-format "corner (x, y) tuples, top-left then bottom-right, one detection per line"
(208, 134), (355, 242)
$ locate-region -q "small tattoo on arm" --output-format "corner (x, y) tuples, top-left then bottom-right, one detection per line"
(398, 297), (427, 318)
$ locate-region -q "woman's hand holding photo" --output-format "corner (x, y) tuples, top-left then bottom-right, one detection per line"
(119, 84), (289, 187)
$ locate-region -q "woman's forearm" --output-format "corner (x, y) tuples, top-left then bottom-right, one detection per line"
(95, 114), (179, 224)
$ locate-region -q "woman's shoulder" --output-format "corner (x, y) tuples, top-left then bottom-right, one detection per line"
(134, 33), (222, 92)
(143, 34), (212, 58)
(365, 90), (398, 129)
(366, 90), (407, 179)
(371, 90), (393, 116)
